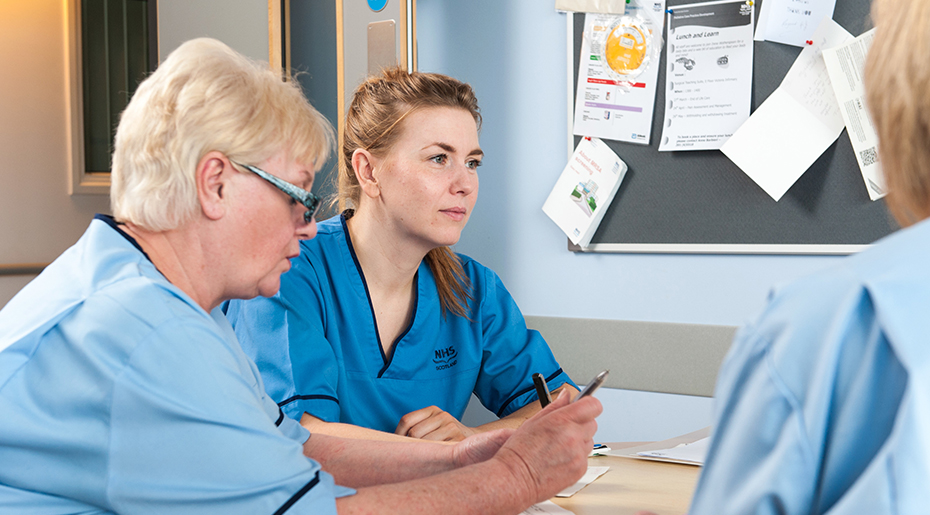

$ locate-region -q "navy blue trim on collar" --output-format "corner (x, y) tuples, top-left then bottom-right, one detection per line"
(273, 471), (321, 515)
(496, 368), (566, 418)
(378, 273), (417, 377)
(275, 407), (286, 427)
(279, 394), (339, 408)
(94, 214), (153, 263)
(339, 213), (419, 378)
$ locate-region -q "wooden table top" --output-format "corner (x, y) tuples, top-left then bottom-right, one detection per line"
(550, 442), (700, 515)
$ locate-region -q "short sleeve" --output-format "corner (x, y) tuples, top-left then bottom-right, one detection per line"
(689, 323), (818, 515)
(226, 259), (341, 423)
(470, 266), (577, 417)
(107, 319), (341, 514)
(691, 280), (906, 515)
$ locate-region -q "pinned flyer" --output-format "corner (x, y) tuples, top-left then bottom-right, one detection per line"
(822, 29), (886, 200)
(658, 0), (755, 151)
(722, 18), (852, 201)
(543, 137), (628, 247)
(754, 0), (837, 47)
(572, 1), (667, 145)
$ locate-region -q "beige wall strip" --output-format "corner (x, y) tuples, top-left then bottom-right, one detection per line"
(526, 315), (737, 398)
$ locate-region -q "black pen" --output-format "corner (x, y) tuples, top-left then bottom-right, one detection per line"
(532, 373), (552, 408)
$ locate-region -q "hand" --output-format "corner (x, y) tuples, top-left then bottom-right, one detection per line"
(451, 428), (515, 468)
(492, 390), (602, 504)
(395, 405), (477, 442)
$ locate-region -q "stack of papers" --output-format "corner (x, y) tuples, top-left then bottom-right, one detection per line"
(556, 466), (610, 497)
(519, 465), (611, 514)
(635, 437), (709, 465)
(521, 501), (573, 514)
(606, 426), (711, 466)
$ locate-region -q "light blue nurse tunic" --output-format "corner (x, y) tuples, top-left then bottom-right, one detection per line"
(691, 217), (930, 514)
(0, 215), (352, 514)
(225, 214), (576, 432)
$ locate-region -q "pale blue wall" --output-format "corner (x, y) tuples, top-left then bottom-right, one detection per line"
(417, 0), (849, 440)
(416, 0), (843, 328)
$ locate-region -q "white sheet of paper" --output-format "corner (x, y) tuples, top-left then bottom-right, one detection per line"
(822, 28), (885, 200)
(658, 0), (754, 151)
(755, 0), (838, 47)
(521, 500), (574, 514)
(555, 466), (610, 497)
(753, 0), (773, 41)
(637, 437), (710, 465)
(722, 18), (851, 201)
(572, 1), (666, 145)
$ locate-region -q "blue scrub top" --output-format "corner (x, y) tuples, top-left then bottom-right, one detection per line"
(226, 214), (576, 432)
(691, 217), (930, 514)
(0, 216), (352, 514)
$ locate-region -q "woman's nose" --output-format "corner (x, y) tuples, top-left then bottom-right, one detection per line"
(296, 216), (318, 240)
(454, 165), (478, 196)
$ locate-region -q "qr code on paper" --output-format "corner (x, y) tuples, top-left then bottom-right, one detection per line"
(860, 147), (878, 166)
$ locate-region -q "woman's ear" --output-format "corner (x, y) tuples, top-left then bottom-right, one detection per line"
(196, 151), (230, 221)
(352, 148), (382, 199)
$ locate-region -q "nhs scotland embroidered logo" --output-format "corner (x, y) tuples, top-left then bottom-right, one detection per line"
(433, 345), (458, 370)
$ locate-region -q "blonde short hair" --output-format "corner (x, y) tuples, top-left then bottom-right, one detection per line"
(111, 38), (333, 231)
(865, 0), (930, 226)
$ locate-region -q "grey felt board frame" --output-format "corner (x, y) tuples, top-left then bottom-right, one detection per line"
(569, 0), (896, 253)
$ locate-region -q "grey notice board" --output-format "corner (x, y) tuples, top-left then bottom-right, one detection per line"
(569, 0), (897, 254)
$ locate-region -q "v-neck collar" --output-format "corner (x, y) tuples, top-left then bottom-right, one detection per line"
(339, 212), (419, 377)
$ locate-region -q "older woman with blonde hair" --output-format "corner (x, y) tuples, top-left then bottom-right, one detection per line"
(683, 0), (930, 513)
(226, 67), (578, 443)
(0, 38), (601, 514)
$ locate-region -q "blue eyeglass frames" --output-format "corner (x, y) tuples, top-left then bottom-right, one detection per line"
(232, 161), (320, 224)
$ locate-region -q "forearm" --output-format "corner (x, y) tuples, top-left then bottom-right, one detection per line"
(336, 456), (533, 515)
(476, 384), (579, 432)
(303, 432), (456, 488)
(330, 393), (601, 514)
(301, 412), (431, 443)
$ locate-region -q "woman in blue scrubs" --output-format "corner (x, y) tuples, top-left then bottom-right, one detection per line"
(685, 0), (930, 513)
(0, 38), (602, 514)
(226, 68), (578, 442)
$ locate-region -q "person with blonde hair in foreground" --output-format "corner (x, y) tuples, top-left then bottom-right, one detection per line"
(674, 0), (930, 513)
(0, 38), (600, 514)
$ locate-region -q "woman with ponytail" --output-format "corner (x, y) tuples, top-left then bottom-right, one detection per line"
(226, 67), (577, 442)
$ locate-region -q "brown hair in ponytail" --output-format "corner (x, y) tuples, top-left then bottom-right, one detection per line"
(340, 67), (481, 317)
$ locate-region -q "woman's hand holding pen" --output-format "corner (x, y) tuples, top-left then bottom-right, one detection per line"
(491, 389), (602, 505)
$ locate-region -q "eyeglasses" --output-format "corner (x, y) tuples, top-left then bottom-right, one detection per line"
(232, 161), (320, 224)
